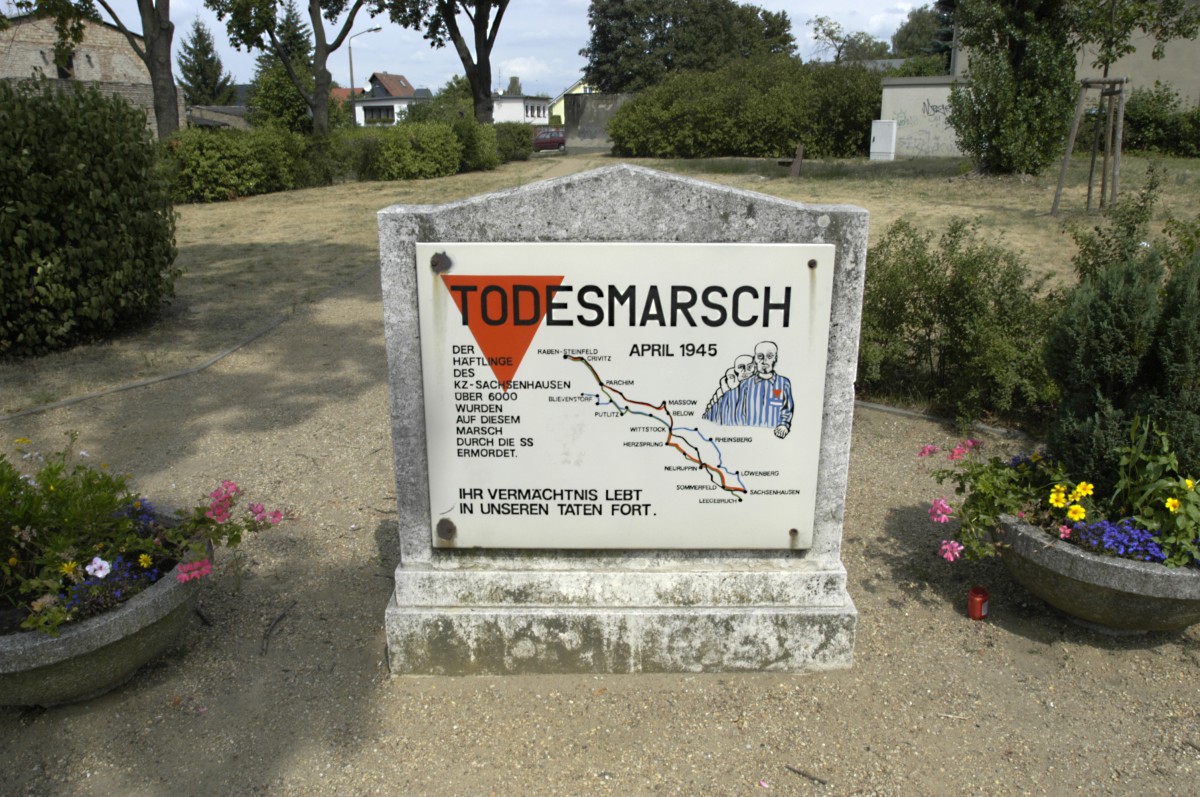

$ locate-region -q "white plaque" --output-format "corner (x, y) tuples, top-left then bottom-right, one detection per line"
(416, 242), (834, 549)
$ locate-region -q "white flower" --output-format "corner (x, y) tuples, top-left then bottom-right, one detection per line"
(85, 556), (111, 579)
(79, 450), (90, 458)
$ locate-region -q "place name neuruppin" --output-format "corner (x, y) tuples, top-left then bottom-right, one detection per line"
(447, 283), (793, 327)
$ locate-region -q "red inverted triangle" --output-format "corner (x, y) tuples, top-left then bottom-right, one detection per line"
(440, 275), (564, 388)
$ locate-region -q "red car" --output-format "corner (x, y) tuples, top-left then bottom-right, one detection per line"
(533, 129), (566, 152)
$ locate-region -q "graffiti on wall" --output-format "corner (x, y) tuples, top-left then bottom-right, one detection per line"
(880, 83), (961, 158)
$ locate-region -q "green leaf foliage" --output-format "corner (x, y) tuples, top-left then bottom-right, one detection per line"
(373, 123), (462, 180)
(581, 0), (796, 93)
(607, 56), (881, 159)
(858, 218), (1059, 425)
(451, 118), (499, 173)
(1118, 83), (1200, 157)
(494, 122), (534, 162)
(0, 82), (178, 358)
(163, 127), (329, 202)
(948, 0), (1077, 174)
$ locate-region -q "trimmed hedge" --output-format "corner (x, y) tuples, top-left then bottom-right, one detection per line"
(495, 122), (534, 162)
(0, 81), (178, 358)
(608, 56), (881, 159)
(375, 123), (462, 180)
(164, 127), (333, 203)
(452, 118), (499, 172)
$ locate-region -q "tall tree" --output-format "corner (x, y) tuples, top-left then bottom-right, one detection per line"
(246, 0), (313, 130)
(808, 15), (890, 62)
(581, 0), (796, 94)
(207, 0), (377, 136)
(17, 0), (181, 138)
(177, 18), (236, 105)
(891, 5), (942, 56)
(1069, 0), (1199, 74)
(387, 0), (510, 123)
(948, 0), (1077, 173)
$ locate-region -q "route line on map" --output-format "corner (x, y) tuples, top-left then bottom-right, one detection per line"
(565, 355), (747, 497)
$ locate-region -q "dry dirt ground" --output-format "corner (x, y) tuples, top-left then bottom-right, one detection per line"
(2, 155), (1200, 796)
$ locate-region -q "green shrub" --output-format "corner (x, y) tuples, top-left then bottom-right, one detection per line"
(452, 118), (499, 172)
(495, 122), (534, 162)
(334, 127), (385, 181)
(1046, 175), (1200, 493)
(948, 43), (1076, 174)
(858, 219), (1058, 424)
(0, 81), (178, 358)
(1044, 254), (1166, 494)
(1121, 83), (1184, 153)
(608, 56), (880, 159)
(165, 127), (335, 202)
(375, 123), (461, 180)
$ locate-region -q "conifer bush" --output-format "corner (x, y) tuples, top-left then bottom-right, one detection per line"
(1046, 174), (1200, 493)
(0, 82), (178, 358)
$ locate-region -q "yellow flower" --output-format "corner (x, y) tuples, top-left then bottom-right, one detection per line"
(1072, 482), (1094, 500)
(1049, 485), (1068, 509)
(1166, 497), (1182, 513)
(14, 437), (31, 446)
(7, 556), (17, 567)
(1067, 504), (1087, 522)
(1187, 479), (1194, 491)
(60, 561), (78, 576)
(139, 554), (153, 568)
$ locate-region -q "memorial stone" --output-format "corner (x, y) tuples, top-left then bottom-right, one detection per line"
(378, 164), (867, 674)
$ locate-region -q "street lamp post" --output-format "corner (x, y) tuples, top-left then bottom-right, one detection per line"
(348, 26), (382, 127)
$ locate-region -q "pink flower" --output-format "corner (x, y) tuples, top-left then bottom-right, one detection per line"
(929, 498), (953, 523)
(269, 510), (283, 525)
(176, 558), (213, 583)
(948, 445), (968, 461)
(1017, 511), (1025, 519)
(918, 444), (941, 458)
(250, 502), (267, 522)
(1059, 525), (1071, 539)
(963, 438), (981, 450)
(939, 540), (964, 562)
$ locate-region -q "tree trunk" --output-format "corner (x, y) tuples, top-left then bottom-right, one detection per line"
(470, 1), (493, 123)
(311, 65), (332, 136)
(142, 2), (178, 139)
(136, 0), (178, 139)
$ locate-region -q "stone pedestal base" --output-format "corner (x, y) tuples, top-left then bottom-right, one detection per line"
(385, 558), (856, 674)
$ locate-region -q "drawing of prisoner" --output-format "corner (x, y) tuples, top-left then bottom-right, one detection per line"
(703, 342), (793, 439)
(702, 354), (753, 422)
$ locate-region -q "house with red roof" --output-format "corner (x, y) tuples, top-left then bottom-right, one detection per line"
(354, 72), (431, 125)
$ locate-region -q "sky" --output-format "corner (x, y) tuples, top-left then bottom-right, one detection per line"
(24, 0), (921, 99)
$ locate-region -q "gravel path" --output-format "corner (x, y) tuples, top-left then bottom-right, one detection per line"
(2, 262), (1199, 797)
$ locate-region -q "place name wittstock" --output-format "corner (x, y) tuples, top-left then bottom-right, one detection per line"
(420, 249), (831, 549)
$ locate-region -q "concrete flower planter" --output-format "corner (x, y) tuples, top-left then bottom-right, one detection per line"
(0, 563), (198, 707)
(996, 515), (1200, 632)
